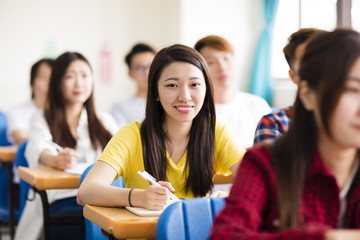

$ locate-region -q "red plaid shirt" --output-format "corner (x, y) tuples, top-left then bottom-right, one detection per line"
(211, 145), (360, 240)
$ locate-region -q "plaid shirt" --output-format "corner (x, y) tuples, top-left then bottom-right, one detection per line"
(211, 145), (360, 240)
(253, 106), (293, 144)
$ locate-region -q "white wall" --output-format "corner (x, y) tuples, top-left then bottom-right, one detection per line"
(179, 0), (263, 91)
(0, 0), (181, 112)
(1, 0), (282, 112)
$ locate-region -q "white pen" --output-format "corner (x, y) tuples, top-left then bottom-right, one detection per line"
(46, 140), (64, 152)
(137, 170), (179, 201)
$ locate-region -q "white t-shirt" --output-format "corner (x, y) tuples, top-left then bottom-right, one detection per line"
(215, 91), (271, 149)
(7, 101), (37, 143)
(110, 96), (146, 128)
(25, 108), (119, 201)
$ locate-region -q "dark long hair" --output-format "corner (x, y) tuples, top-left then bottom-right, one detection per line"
(271, 29), (360, 229)
(45, 51), (112, 150)
(30, 58), (54, 99)
(141, 44), (216, 197)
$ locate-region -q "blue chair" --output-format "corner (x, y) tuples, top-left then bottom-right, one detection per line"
(0, 111), (14, 219)
(156, 197), (226, 240)
(0, 141), (30, 223)
(16, 141), (85, 240)
(14, 141), (30, 220)
(0, 111), (12, 146)
(79, 163), (125, 240)
(0, 111), (16, 238)
(0, 112), (15, 220)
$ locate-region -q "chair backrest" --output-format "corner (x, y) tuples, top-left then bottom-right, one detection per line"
(79, 163), (124, 240)
(0, 111), (12, 146)
(156, 197), (225, 240)
(0, 112), (16, 222)
(14, 141), (29, 220)
(0, 159), (10, 221)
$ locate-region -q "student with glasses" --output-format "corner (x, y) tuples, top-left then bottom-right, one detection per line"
(110, 43), (156, 128)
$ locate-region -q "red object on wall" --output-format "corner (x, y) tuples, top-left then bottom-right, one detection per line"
(99, 42), (111, 83)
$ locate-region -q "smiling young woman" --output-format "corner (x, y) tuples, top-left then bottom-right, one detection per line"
(15, 52), (118, 240)
(77, 44), (245, 211)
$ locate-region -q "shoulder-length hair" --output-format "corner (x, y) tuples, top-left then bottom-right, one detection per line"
(45, 51), (112, 150)
(271, 29), (360, 229)
(140, 44), (216, 197)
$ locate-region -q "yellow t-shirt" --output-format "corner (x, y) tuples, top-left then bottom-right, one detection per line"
(98, 121), (245, 199)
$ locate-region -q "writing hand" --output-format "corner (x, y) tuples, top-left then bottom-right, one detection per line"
(55, 148), (79, 170)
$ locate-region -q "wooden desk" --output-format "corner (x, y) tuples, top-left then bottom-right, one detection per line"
(0, 145), (17, 162)
(84, 204), (158, 239)
(213, 173), (234, 184)
(18, 166), (82, 240)
(18, 166), (80, 190)
(0, 145), (17, 240)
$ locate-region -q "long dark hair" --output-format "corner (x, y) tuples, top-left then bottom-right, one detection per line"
(271, 29), (360, 229)
(45, 51), (112, 150)
(30, 58), (54, 99)
(141, 44), (216, 197)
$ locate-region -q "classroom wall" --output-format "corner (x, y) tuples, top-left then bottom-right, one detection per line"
(0, 0), (285, 113)
(0, 0), (182, 112)
(179, 0), (262, 92)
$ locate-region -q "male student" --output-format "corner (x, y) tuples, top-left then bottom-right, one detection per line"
(254, 28), (325, 144)
(110, 43), (156, 128)
(195, 35), (271, 148)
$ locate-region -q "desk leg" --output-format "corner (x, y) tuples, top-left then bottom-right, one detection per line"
(4, 162), (15, 240)
(32, 188), (51, 240)
(101, 229), (124, 240)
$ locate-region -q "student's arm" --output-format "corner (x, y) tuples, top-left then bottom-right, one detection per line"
(77, 161), (174, 210)
(11, 129), (28, 145)
(39, 148), (79, 170)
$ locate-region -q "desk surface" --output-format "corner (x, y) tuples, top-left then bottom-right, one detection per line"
(84, 204), (158, 239)
(18, 166), (81, 190)
(0, 145), (17, 162)
(213, 173), (234, 184)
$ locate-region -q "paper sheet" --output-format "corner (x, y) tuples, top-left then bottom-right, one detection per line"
(65, 163), (92, 175)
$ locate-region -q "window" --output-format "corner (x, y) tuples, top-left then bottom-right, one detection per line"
(271, 0), (337, 79)
(271, 0), (338, 107)
(352, 0), (360, 31)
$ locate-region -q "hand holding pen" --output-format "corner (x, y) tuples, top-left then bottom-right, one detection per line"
(137, 170), (179, 210)
(47, 141), (79, 170)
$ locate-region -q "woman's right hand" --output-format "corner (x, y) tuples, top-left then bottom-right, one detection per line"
(326, 230), (360, 240)
(54, 148), (79, 170)
(140, 182), (175, 210)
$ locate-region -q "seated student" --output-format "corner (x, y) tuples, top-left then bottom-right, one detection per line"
(14, 52), (118, 240)
(211, 29), (360, 239)
(110, 43), (156, 128)
(77, 44), (245, 210)
(7, 58), (54, 145)
(254, 28), (324, 145)
(194, 35), (271, 149)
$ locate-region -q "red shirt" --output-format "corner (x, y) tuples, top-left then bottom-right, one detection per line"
(211, 145), (360, 240)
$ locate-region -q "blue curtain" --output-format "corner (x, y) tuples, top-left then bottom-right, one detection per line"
(249, 0), (279, 105)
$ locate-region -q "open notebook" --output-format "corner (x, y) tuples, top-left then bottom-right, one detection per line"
(125, 197), (179, 217)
